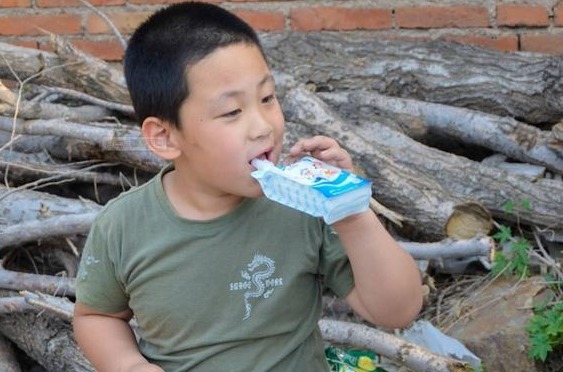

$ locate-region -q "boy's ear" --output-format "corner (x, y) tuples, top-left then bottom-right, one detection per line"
(141, 117), (181, 161)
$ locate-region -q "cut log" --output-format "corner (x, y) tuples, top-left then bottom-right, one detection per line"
(0, 116), (166, 172)
(261, 32), (563, 125)
(0, 130), (104, 162)
(0, 185), (101, 225)
(0, 43), (77, 94)
(445, 202), (493, 240)
(0, 212), (96, 250)
(0, 268), (75, 297)
(0, 150), (123, 186)
(0, 41), (129, 105)
(318, 90), (562, 174)
(48, 34), (131, 105)
(0, 80), (111, 122)
(282, 85), (563, 240)
(0, 310), (92, 371)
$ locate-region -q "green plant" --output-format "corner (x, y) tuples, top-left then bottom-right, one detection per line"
(491, 199), (533, 278)
(491, 225), (531, 278)
(526, 297), (563, 361)
(491, 199), (563, 362)
(492, 225), (532, 277)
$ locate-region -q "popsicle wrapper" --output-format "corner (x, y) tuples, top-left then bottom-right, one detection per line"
(251, 157), (372, 224)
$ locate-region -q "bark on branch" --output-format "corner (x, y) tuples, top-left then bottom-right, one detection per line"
(0, 116), (165, 172)
(0, 41), (129, 105)
(400, 236), (494, 261)
(319, 91), (562, 174)
(282, 85), (563, 239)
(0, 307), (92, 371)
(0, 268), (75, 297)
(0, 80), (111, 122)
(319, 319), (472, 372)
(262, 32), (563, 125)
(0, 212), (96, 250)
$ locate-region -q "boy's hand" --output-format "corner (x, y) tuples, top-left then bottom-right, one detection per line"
(288, 135), (353, 172)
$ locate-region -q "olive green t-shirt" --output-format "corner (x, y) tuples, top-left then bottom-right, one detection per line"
(76, 165), (354, 371)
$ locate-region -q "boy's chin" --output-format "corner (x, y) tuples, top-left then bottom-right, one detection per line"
(247, 190), (265, 199)
(244, 185), (265, 199)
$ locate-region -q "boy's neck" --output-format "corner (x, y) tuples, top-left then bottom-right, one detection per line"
(162, 168), (244, 221)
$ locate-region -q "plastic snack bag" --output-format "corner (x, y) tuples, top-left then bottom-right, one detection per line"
(251, 157), (372, 224)
(325, 345), (386, 372)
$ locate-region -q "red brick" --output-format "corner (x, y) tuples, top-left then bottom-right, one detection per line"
(229, 0), (296, 2)
(555, 4), (563, 26)
(69, 39), (125, 61)
(128, 0), (219, 4)
(290, 7), (391, 31)
(37, 0), (124, 6)
(8, 40), (39, 49)
(0, 0), (31, 7)
(87, 11), (152, 34)
(497, 5), (549, 27)
(37, 41), (55, 53)
(521, 34), (563, 55)
(379, 34), (432, 44)
(396, 6), (489, 29)
(443, 35), (518, 52)
(0, 14), (82, 36)
(235, 11), (285, 31)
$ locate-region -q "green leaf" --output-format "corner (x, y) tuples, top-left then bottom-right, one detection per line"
(491, 252), (509, 276)
(520, 198), (532, 211)
(492, 225), (512, 245)
(503, 200), (515, 214)
(512, 237), (532, 252)
(529, 331), (552, 361)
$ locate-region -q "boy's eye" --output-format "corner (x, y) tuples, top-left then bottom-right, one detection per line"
(262, 94), (275, 104)
(221, 109), (242, 118)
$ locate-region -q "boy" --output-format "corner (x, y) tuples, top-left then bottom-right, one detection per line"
(73, 2), (423, 371)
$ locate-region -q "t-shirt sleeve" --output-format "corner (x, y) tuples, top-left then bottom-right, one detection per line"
(75, 216), (129, 313)
(317, 222), (354, 298)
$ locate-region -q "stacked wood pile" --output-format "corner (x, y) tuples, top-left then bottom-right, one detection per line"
(0, 31), (561, 371)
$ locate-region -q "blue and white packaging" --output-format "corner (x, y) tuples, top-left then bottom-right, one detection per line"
(251, 157), (372, 224)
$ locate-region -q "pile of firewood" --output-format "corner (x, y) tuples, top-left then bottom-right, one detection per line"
(0, 31), (561, 371)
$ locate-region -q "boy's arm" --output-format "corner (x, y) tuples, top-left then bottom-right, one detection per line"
(334, 211), (423, 329)
(73, 302), (164, 372)
(289, 136), (423, 328)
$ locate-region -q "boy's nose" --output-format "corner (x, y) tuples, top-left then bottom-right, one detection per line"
(250, 111), (273, 140)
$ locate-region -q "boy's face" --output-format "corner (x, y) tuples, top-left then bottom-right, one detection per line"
(171, 43), (285, 198)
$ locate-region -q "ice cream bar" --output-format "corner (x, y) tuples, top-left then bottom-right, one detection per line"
(251, 156), (372, 224)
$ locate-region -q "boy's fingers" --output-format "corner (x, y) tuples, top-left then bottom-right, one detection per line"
(313, 147), (348, 165)
(288, 136), (353, 170)
(289, 136), (337, 155)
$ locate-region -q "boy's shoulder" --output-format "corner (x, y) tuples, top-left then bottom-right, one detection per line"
(95, 172), (158, 223)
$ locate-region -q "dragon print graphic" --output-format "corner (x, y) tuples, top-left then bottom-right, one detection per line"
(229, 253), (284, 320)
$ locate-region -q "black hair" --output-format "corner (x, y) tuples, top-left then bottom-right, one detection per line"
(124, 2), (263, 128)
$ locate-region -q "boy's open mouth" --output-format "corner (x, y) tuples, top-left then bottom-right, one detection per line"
(250, 150), (272, 168)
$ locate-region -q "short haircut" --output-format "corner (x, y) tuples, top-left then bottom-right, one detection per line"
(124, 2), (263, 128)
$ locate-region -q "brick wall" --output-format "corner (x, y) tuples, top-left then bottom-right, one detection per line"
(1, 0), (562, 61)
